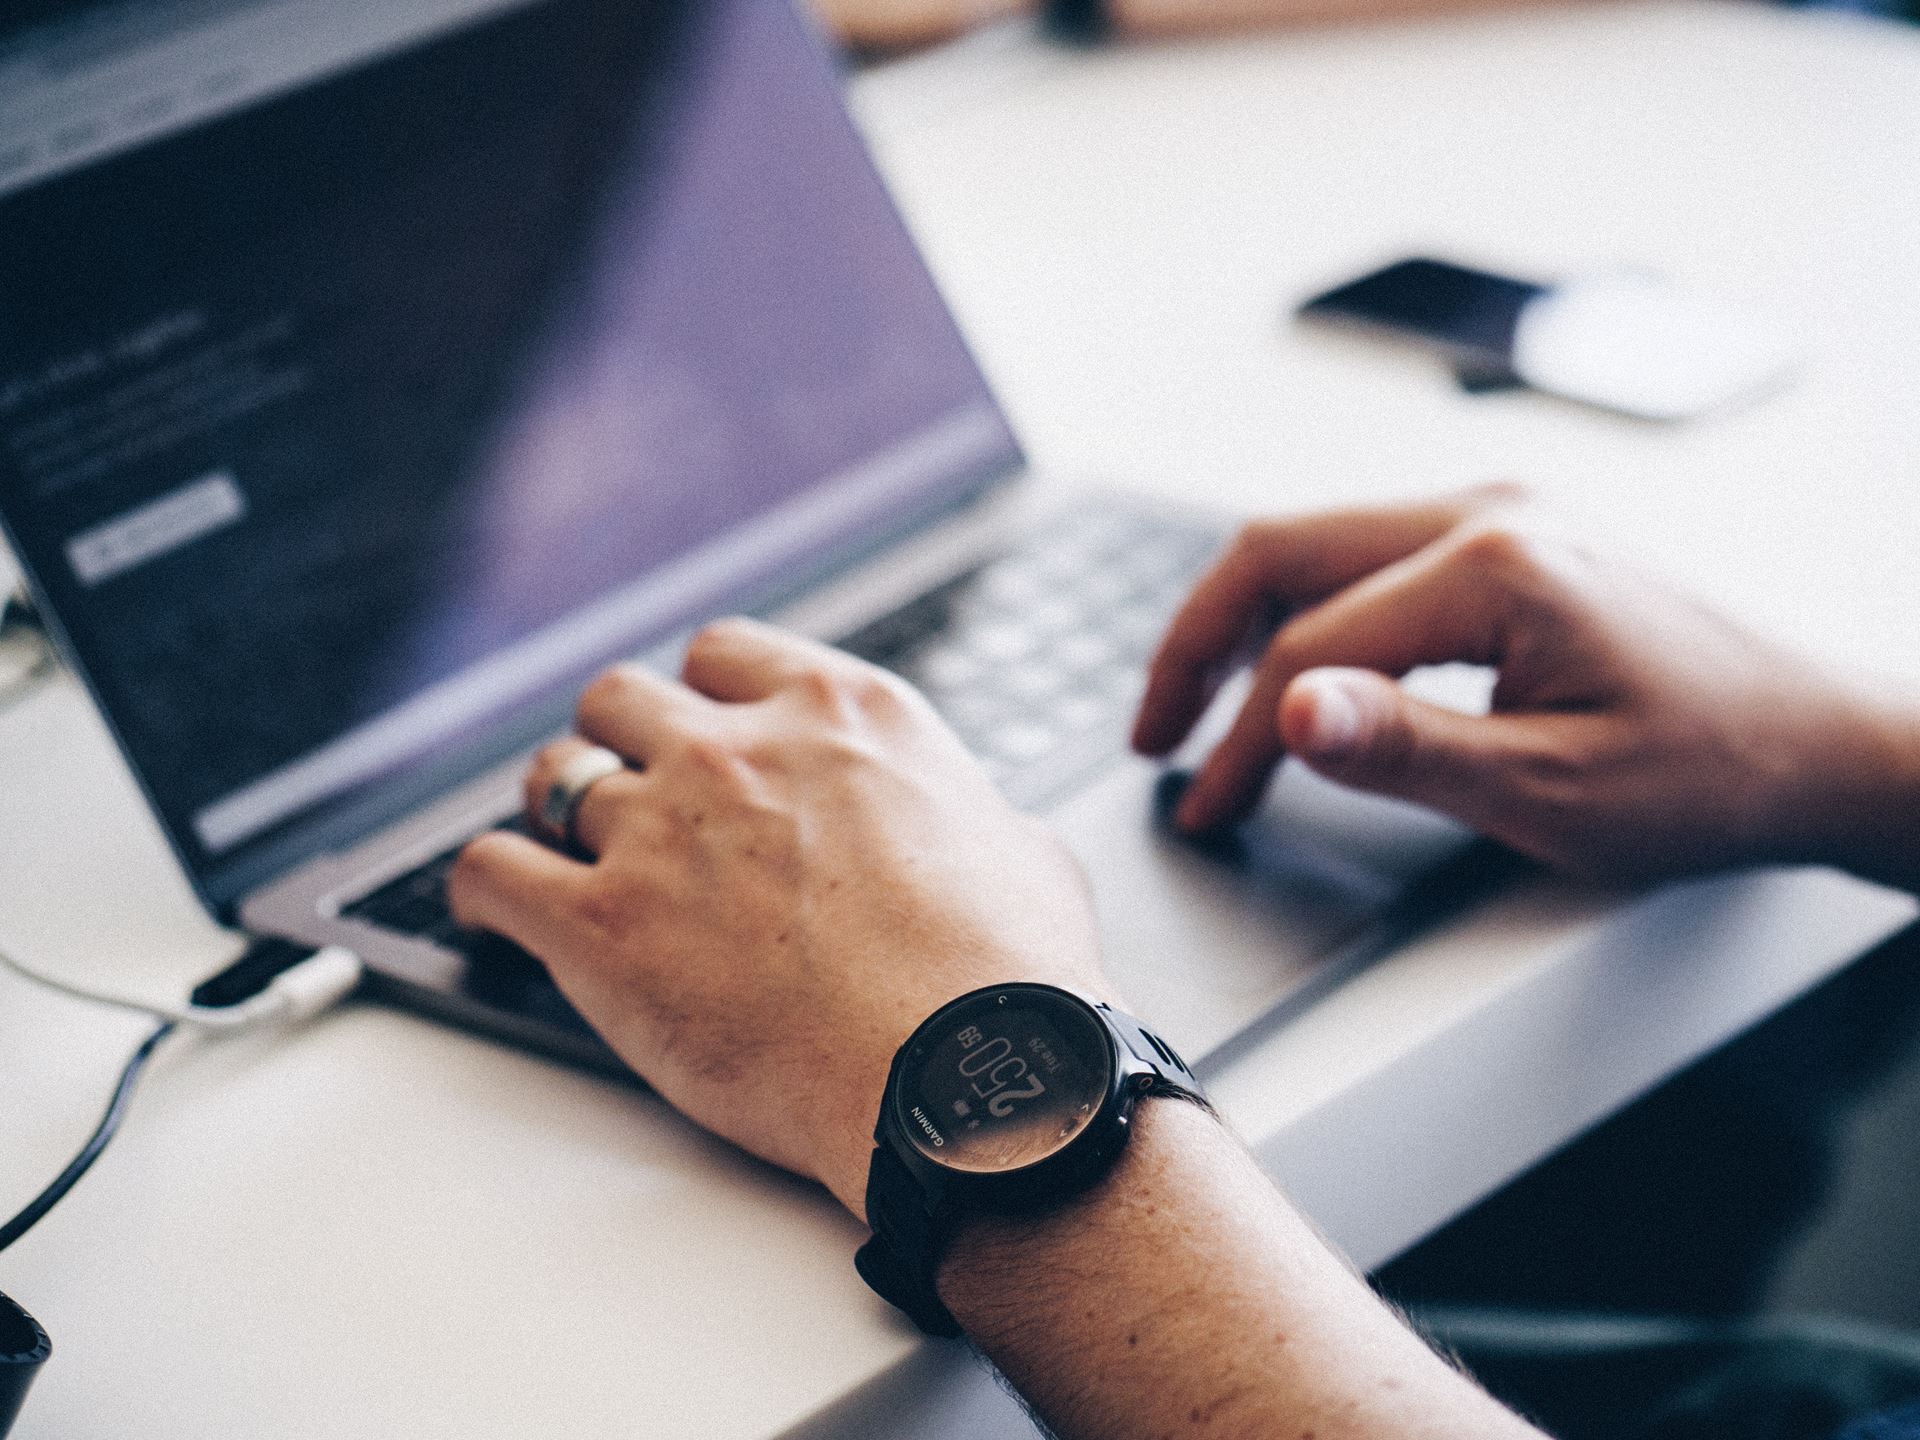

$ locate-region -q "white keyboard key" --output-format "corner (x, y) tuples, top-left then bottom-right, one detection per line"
(966, 623), (1038, 663)
(986, 720), (1058, 764)
(1054, 631), (1120, 673)
(916, 644), (982, 692)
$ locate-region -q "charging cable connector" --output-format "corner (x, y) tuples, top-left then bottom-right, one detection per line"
(0, 941), (362, 1034)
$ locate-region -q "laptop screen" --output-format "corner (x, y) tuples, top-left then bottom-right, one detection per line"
(0, 0), (1020, 906)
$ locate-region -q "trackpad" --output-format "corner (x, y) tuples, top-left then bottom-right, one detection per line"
(1047, 757), (1472, 1061)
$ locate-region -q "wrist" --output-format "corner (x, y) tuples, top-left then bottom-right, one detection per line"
(852, 982), (1202, 1334)
(821, 1034), (914, 1222)
(936, 1096), (1225, 1332)
(1774, 680), (1920, 892)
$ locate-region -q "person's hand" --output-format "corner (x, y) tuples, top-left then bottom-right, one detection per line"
(810, 0), (1036, 51)
(1135, 485), (1906, 883)
(447, 618), (1107, 1218)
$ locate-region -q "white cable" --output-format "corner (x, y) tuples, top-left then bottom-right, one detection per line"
(0, 942), (362, 1032)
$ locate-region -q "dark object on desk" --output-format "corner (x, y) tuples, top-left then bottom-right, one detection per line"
(0, 1290), (50, 1440)
(1452, 358), (1530, 395)
(1298, 258), (1538, 396)
(1298, 255), (1800, 422)
(1045, 0), (1112, 42)
(1299, 257), (1546, 373)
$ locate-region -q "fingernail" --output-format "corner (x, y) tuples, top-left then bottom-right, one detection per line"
(1301, 676), (1364, 759)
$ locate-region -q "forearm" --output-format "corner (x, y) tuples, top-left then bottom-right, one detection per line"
(937, 1101), (1543, 1440)
(1787, 685), (1920, 895)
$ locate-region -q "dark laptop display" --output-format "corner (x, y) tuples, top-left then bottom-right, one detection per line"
(0, 0), (1020, 908)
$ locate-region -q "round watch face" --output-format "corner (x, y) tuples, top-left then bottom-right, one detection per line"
(894, 987), (1115, 1175)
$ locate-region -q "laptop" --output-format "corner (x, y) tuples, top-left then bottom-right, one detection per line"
(0, 0), (1480, 1079)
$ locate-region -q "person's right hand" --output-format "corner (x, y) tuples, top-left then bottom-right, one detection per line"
(1134, 486), (1914, 884)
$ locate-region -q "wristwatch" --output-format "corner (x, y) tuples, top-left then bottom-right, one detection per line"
(1044, 0), (1111, 43)
(854, 982), (1209, 1337)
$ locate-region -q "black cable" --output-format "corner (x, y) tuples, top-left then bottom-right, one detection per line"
(0, 1020), (175, 1253)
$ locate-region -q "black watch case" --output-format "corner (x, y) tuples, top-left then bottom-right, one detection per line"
(878, 983), (1195, 1213)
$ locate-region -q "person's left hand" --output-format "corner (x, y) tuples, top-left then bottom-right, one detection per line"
(446, 618), (1109, 1219)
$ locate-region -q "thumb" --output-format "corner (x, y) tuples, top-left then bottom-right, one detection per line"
(1278, 668), (1527, 823)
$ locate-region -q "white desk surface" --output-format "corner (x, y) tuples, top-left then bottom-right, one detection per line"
(3, 3), (1918, 1436)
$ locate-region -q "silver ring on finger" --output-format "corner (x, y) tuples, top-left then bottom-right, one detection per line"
(538, 744), (627, 850)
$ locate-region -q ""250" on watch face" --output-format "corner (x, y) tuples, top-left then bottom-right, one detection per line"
(895, 990), (1113, 1174)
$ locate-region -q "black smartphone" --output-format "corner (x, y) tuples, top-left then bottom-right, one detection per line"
(1296, 257), (1546, 372)
(1298, 256), (1799, 419)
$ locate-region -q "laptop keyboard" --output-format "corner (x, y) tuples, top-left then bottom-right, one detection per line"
(341, 500), (1221, 1031)
(838, 502), (1220, 809)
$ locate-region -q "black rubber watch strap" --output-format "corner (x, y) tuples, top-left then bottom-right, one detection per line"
(1045, 0), (1111, 43)
(1099, 1005), (1210, 1107)
(855, 1144), (962, 1338)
